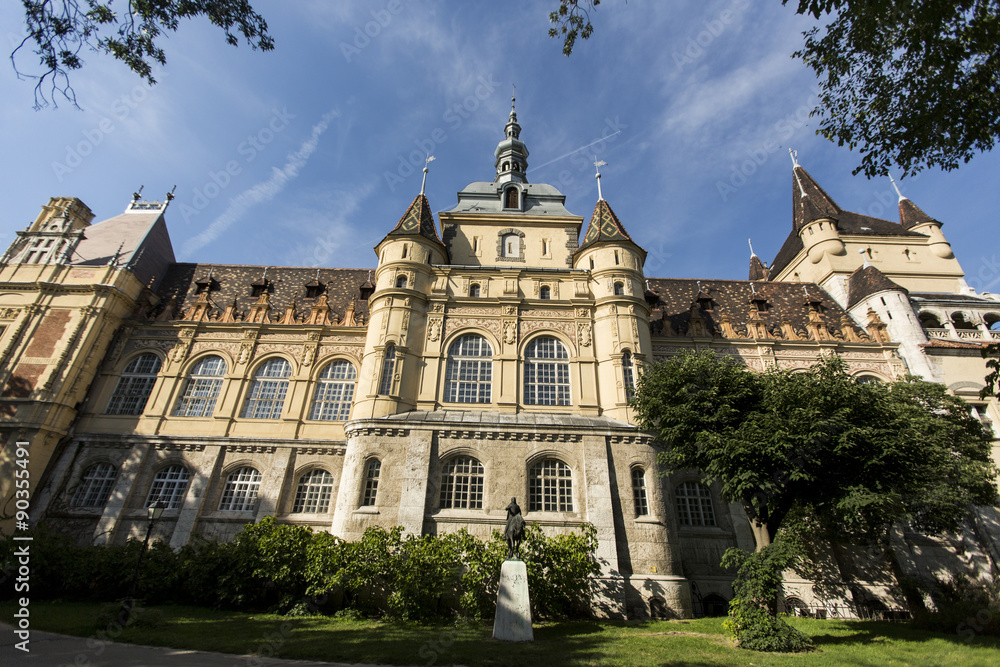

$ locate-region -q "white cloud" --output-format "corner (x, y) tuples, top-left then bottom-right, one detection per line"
(182, 108), (340, 255)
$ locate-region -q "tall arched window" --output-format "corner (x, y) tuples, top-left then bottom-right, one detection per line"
(529, 458), (573, 512)
(445, 334), (493, 403)
(378, 345), (396, 395)
(242, 358), (292, 419)
(71, 463), (118, 507)
(524, 336), (571, 406)
(309, 360), (357, 420)
(622, 350), (635, 400)
(676, 481), (716, 527)
(219, 467), (261, 511)
(440, 456), (485, 509)
(361, 459), (381, 506)
(146, 465), (190, 509)
(292, 469), (335, 513)
(631, 467), (649, 517)
(174, 356), (227, 417)
(106, 353), (162, 415)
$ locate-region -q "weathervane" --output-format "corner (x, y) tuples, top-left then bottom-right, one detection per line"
(420, 155), (435, 195)
(748, 238), (756, 258)
(594, 157), (607, 201)
(888, 173), (905, 201)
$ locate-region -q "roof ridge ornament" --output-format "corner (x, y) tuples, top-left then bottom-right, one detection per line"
(789, 149), (807, 198)
(594, 157), (607, 201)
(888, 173), (906, 202)
(420, 155), (435, 196)
(748, 238), (756, 258)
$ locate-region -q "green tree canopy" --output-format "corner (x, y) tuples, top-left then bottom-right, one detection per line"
(14, 1), (274, 109)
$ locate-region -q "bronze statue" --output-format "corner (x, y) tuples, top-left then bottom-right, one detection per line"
(504, 497), (525, 559)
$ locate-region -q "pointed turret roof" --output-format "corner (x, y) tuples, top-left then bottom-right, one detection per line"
(749, 254), (767, 281)
(380, 193), (446, 249)
(792, 164), (840, 231)
(846, 263), (908, 309)
(576, 199), (645, 259)
(898, 197), (939, 230)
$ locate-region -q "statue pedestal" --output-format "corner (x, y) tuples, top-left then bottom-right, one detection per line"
(493, 559), (533, 642)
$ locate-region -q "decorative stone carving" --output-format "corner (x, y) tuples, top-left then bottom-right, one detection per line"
(428, 318), (442, 342)
(577, 322), (592, 347)
(503, 320), (517, 345)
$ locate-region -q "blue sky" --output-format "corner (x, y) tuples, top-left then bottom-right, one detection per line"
(2, 0), (999, 291)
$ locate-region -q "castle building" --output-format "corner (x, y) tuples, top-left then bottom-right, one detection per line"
(2, 106), (998, 619)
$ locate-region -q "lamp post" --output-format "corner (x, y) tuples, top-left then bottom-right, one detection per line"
(121, 498), (167, 625)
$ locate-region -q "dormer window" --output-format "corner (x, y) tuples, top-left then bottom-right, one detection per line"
(305, 282), (324, 298)
(504, 188), (519, 210)
(251, 281), (269, 297)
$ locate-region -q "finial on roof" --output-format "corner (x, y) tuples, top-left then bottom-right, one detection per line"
(750, 282), (757, 295)
(789, 149), (807, 198)
(748, 238), (757, 258)
(697, 281), (703, 292)
(803, 285), (809, 298)
(262, 267), (268, 282)
(315, 268), (320, 281)
(859, 247), (871, 269)
(420, 155), (435, 195)
(166, 185), (177, 202)
(132, 185), (144, 201)
(510, 84), (516, 120)
(594, 157), (607, 201)
(888, 173), (906, 202)
(109, 241), (124, 267)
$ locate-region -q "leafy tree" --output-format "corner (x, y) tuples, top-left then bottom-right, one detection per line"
(14, 0), (274, 109)
(551, 1), (1000, 178)
(630, 350), (884, 550)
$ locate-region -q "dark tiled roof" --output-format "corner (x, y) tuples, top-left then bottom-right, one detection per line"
(382, 194), (446, 249)
(749, 255), (767, 281)
(768, 166), (926, 279)
(576, 199), (644, 257)
(153, 264), (373, 324)
(645, 277), (868, 340)
(847, 265), (907, 309)
(899, 197), (938, 230)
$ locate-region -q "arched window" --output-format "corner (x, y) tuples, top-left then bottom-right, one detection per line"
(292, 469), (335, 513)
(361, 459), (381, 506)
(504, 187), (518, 209)
(71, 463), (118, 507)
(309, 360), (357, 420)
(529, 458), (573, 512)
(855, 375), (882, 385)
(378, 345), (396, 395)
(631, 467), (648, 516)
(539, 286), (551, 300)
(622, 350), (635, 400)
(396, 275), (408, 289)
(469, 283), (481, 297)
(146, 465), (190, 509)
(614, 281), (625, 296)
(701, 594), (729, 617)
(445, 334), (493, 403)
(676, 481), (716, 527)
(440, 456), (485, 509)
(242, 358), (292, 419)
(106, 353), (162, 415)
(524, 336), (571, 406)
(174, 356), (227, 417)
(219, 467), (261, 511)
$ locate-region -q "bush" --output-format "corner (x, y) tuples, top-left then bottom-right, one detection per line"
(722, 542), (812, 652)
(913, 574), (1000, 638)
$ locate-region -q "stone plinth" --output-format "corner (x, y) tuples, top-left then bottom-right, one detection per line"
(493, 559), (533, 642)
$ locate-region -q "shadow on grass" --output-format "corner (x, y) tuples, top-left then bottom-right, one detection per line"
(796, 619), (1000, 650)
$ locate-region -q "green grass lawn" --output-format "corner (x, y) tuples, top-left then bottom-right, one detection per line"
(7, 600), (1000, 666)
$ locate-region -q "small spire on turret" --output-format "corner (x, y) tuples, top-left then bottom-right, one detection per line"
(748, 238), (756, 258)
(594, 157), (607, 201)
(859, 247), (871, 269)
(888, 173), (906, 202)
(420, 155), (435, 195)
(789, 149), (807, 198)
(166, 185), (177, 202)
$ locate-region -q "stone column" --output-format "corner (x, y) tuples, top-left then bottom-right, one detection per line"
(93, 442), (148, 545)
(397, 429), (433, 536)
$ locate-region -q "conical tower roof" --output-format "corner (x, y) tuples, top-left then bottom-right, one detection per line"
(377, 193), (446, 250)
(575, 199), (645, 259)
(846, 263), (908, 309)
(898, 197), (940, 230)
(792, 165), (840, 231)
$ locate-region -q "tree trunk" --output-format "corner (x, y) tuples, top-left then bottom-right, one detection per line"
(749, 519), (771, 552)
(885, 544), (927, 616)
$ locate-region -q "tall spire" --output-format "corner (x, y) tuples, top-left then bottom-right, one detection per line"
(494, 87), (529, 184)
(790, 154), (840, 231)
(888, 172), (939, 229)
(420, 155), (435, 195)
(594, 158), (606, 201)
